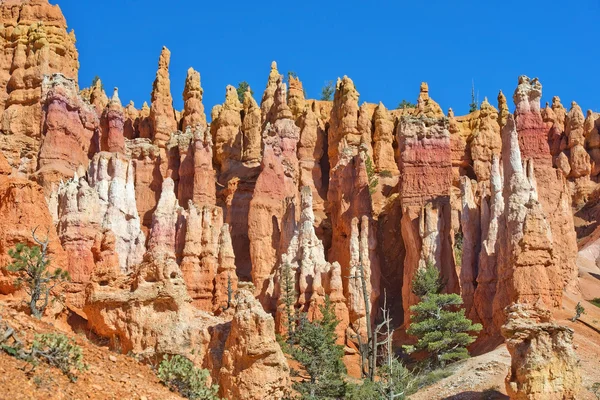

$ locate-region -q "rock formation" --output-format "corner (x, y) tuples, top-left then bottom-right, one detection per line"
(212, 85), (242, 178)
(492, 115), (562, 330)
(327, 147), (380, 338)
(372, 102), (398, 175)
(241, 87), (261, 165)
(297, 103), (326, 216)
(416, 82), (444, 119)
(0, 0), (78, 173)
(101, 88), (125, 154)
(149, 47), (177, 149)
(248, 76), (300, 310)
(470, 98), (501, 183)
(260, 61), (279, 126)
(276, 186), (349, 339)
(502, 303), (580, 400)
(87, 152), (145, 271)
(219, 289), (291, 400)
(0, 170), (67, 294)
(397, 114), (456, 325)
(287, 74), (305, 121)
(328, 76), (361, 168)
(181, 67), (206, 131)
(37, 74), (98, 191)
(512, 76), (578, 296)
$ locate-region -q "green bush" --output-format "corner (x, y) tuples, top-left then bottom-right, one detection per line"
(157, 355), (220, 400)
(379, 170), (393, 178)
(31, 333), (86, 382)
(591, 298), (600, 308)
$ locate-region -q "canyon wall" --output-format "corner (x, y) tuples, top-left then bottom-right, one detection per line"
(0, 2), (592, 397)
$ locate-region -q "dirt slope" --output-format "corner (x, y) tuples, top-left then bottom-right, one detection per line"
(0, 302), (182, 400)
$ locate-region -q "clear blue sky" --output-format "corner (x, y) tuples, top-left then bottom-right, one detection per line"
(55, 0), (600, 117)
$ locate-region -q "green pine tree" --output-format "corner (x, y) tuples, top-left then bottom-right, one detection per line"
(403, 262), (482, 368)
(236, 81), (253, 103)
(320, 81), (334, 101)
(5, 229), (70, 319)
(288, 296), (347, 399)
(280, 262), (297, 344)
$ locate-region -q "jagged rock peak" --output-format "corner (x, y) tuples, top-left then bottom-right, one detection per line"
(109, 87), (121, 109)
(513, 75), (542, 114)
(181, 67), (207, 131)
(497, 90), (509, 127)
(417, 81), (444, 118)
(224, 84), (242, 111)
(274, 76), (293, 121)
(260, 60), (280, 125)
(150, 46), (177, 148)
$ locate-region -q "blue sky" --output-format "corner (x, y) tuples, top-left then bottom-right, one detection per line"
(55, 0), (600, 117)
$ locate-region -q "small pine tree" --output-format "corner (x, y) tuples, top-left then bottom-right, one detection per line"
(5, 229), (70, 318)
(365, 155), (379, 195)
(320, 81), (334, 101)
(469, 81), (478, 113)
(403, 262), (482, 368)
(288, 296), (347, 399)
(287, 71), (298, 80)
(280, 262), (297, 344)
(398, 99), (416, 109)
(236, 81), (253, 103)
(571, 302), (585, 322)
(91, 75), (104, 92)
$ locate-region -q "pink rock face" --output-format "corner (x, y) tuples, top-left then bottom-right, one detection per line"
(150, 47), (177, 149)
(219, 289), (291, 400)
(37, 74), (99, 191)
(397, 115), (456, 327)
(398, 117), (453, 205)
(0, 0), (79, 173)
